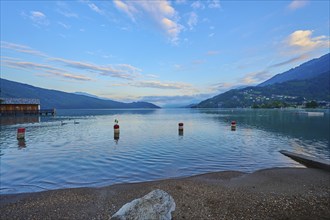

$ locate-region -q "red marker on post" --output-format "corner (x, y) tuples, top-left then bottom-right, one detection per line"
(17, 128), (26, 139)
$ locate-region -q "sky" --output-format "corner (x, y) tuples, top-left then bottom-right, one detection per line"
(1, 0), (329, 107)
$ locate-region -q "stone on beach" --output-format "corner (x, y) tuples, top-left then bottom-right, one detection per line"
(110, 189), (175, 220)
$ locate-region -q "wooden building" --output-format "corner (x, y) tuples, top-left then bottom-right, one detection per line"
(0, 98), (42, 115)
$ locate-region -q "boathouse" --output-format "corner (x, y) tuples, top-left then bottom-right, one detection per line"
(0, 97), (55, 115)
(0, 98), (40, 115)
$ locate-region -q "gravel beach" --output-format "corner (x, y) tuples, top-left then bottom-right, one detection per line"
(1, 167), (329, 220)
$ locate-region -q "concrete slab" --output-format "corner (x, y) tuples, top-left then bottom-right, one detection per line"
(280, 150), (330, 172)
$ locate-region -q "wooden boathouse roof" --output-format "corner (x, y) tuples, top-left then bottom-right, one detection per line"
(0, 98), (40, 105)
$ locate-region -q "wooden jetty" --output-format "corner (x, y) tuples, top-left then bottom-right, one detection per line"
(0, 109), (56, 116)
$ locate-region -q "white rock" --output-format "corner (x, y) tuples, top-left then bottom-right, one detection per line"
(110, 189), (175, 220)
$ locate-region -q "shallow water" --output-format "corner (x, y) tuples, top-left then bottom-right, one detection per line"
(0, 108), (329, 194)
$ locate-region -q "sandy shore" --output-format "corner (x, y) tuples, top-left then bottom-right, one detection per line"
(1, 167), (329, 220)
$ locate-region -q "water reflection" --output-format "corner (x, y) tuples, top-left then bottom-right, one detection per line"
(17, 139), (26, 148)
(1, 108), (329, 195)
(0, 116), (40, 126)
(114, 133), (120, 144)
(197, 109), (330, 142)
(57, 108), (159, 116)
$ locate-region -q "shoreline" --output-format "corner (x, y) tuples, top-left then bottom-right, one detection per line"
(1, 167), (330, 219)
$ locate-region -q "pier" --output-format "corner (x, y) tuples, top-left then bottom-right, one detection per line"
(0, 109), (56, 116)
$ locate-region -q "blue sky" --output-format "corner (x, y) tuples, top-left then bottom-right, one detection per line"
(1, 0), (329, 107)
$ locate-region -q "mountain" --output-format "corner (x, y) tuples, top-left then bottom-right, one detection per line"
(194, 54), (330, 108)
(0, 79), (160, 109)
(73, 92), (110, 100)
(259, 53), (330, 86)
(194, 71), (329, 108)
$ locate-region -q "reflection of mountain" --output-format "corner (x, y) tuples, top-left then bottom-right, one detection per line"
(56, 109), (159, 116)
(0, 79), (160, 109)
(196, 109), (330, 142)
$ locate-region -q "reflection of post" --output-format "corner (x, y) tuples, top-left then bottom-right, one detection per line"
(114, 122), (120, 144)
(178, 122), (184, 136)
(114, 132), (120, 144)
(18, 139), (26, 148)
(231, 121), (236, 131)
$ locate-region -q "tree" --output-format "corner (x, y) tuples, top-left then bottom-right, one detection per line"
(305, 101), (318, 108)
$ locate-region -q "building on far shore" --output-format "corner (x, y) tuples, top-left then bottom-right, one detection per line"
(0, 97), (55, 116)
(0, 98), (56, 116)
(0, 98), (40, 115)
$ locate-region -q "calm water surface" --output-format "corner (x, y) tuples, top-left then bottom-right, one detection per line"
(1, 108), (329, 194)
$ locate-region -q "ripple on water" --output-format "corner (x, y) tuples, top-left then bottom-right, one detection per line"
(0, 109), (328, 194)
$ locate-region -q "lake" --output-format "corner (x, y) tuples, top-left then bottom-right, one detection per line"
(0, 108), (329, 194)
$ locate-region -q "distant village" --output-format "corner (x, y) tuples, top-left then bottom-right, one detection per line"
(240, 89), (330, 109)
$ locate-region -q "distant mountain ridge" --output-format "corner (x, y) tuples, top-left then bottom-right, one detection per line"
(0, 79), (160, 109)
(259, 53), (329, 86)
(194, 53), (330, 108)
(73, 92), (110, 100)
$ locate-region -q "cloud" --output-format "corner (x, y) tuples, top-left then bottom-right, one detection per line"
(287, 0), (308, 10)
(2, 41), (143, 81)
(175, 0), (187, 4)
(161, 18), (182, 42)
(113, 0), (137, 21)
(29, 11), (50, 26)
(206, 50), (220, 56)
(1, 41), (46, 57)
(1, 59), (92, 81)
(56, 2), (78, 18)
(145, 74), (159, 79)
(211, 82), (235, 90)
(192, 59), (204, 65)
(88, 2), (104, 15)
(191, 1), (205, 10)
(187, 12), (198, 30)
(113, 0), (182, 43)
(58, 22), (71, 29)
(239, 71), (271, 84)
(131, 80), (193, 90)
(287, 30), (329, 50)
(139, 94), (208, 107)
(207, 82), (249, 95)
(268, 54), (309, 68)
(2, 60), (58, 71)
(208, 0), (221, 9)
(110, 79), (197, 94)
(116, 64), (142, 72)
(50, 58), (141, 80)
(39, 70), (93, 81)
(141, 95), (191, 102)
(174, 64), (184, 71)
(229, 53), (311, 87)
